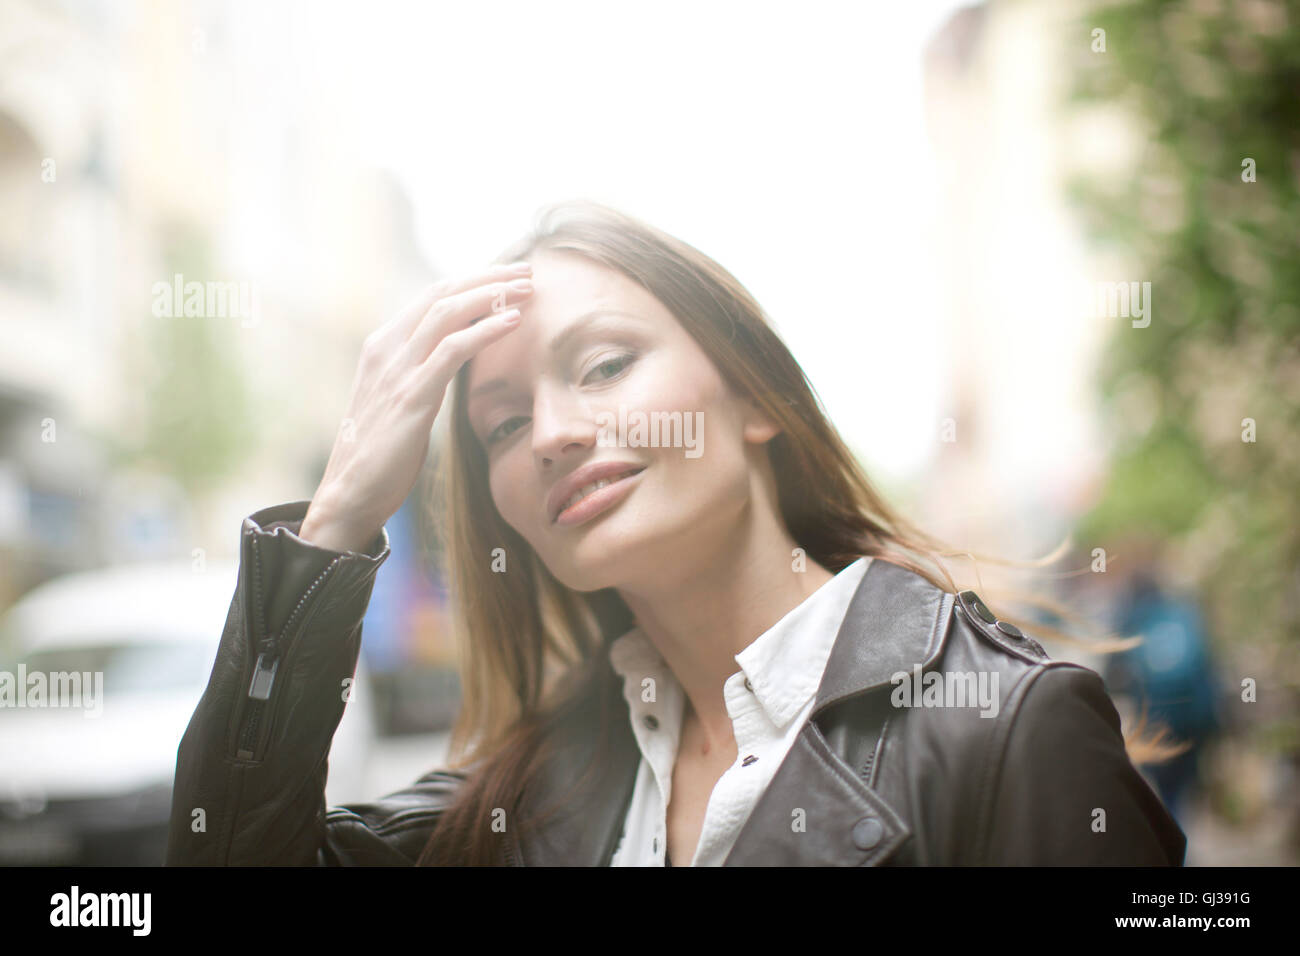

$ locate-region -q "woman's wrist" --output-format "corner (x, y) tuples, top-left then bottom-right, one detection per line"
(300, 493), (377, 554)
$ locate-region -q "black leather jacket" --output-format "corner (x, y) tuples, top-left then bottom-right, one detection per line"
(165, 500), (1186, 866)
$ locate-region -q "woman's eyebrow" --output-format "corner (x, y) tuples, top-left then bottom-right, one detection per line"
(466, 308), (647, 406)
(467, 370), (511, 403)
(546, 308), (646, 357)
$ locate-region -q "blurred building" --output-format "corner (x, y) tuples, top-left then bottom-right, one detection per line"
(0, 0), (438, 610)
(920, 0), (1124, 559)
(918, 0), (1152, 676)
(0, 0), (119, 602)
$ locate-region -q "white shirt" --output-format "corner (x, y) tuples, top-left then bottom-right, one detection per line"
(606, 556), (872, 866)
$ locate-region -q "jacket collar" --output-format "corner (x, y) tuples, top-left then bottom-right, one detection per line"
(811, 557), (954, 717)
(606, 556), (871, 742)
(511, 558), (954, 866)
(723, 560), (954, 865)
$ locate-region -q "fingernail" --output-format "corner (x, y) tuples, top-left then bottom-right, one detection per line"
(508, 278), (533, 291)
(509, 261), (532, 274)
(501, 309), (521, 325)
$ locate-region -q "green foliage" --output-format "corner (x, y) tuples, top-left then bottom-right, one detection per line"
(108, 224), (258, 496)
(1063, 2), (1300, 712)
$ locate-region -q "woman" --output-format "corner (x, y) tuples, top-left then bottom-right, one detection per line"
(166, 200), (1186, 866)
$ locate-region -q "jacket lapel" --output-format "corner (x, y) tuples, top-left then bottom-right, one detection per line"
(510, 671), (642, 866)
(516, 558), (953, 865)
(722, 559), (954, 865)
(813, 558), (955, 712)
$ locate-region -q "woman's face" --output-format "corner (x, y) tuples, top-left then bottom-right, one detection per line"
(463, 249), (778, 593)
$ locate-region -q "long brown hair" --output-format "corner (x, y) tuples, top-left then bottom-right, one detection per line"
(415, 199), (1182, 866)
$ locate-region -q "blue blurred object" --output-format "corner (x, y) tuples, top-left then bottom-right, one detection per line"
(359, 494), (421, 674)
(1103, 571), (1222, 824)
(355, 494), (460, 733)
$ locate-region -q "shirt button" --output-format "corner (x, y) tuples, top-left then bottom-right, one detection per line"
(643, 714), (659, 730)
(852, 816), (884, 850)
(744, 678), (753, 692)
(741, 754), (758, 766)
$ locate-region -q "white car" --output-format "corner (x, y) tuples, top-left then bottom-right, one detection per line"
(0, 559), (376, 865)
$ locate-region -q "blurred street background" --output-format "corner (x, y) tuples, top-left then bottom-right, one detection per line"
(0, 0), (1296, 865)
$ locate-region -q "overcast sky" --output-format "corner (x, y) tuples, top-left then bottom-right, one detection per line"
(290, 0), (977, 482)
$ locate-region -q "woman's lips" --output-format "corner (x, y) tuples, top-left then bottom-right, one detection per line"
(553, 466), (647, 527)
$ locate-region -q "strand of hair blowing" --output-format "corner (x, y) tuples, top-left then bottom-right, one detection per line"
(415, 200), (1183, 866)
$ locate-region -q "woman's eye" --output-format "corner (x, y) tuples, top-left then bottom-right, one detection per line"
(583, 352), (635, 385)
(485, 416), (528, 446)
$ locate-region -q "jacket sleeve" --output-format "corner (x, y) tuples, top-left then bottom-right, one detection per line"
(980, 663), (1187, 865)
(166, 499), (402, 865)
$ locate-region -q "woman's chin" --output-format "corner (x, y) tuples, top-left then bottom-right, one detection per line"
(546, 521), (654, 592)
(551, 548), (633, 593)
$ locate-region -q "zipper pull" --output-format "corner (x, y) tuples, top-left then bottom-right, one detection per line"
(248, 652), (280, 700)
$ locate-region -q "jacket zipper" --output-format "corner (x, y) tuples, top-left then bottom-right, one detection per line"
(503, 832), (520, 866)
(860, 715), (890, 787)
(234, 537), (342, 761)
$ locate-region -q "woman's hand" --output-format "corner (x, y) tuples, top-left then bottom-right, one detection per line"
(299, 261), (534, 553)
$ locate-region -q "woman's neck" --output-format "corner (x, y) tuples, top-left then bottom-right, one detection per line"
(616, 506), (835, 757)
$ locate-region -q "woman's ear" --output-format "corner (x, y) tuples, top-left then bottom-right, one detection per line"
(741, 396), (782, 445)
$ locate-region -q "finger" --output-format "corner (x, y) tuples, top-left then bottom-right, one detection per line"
(404, 275), (533, 364)
(377, 261), (532, 349)
(414, 306), (522, 408)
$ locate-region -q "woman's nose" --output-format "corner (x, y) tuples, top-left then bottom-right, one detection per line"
(531, 388), (601, 465)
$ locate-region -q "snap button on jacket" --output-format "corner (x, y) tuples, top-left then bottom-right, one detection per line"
(165, 500), (1187, 867)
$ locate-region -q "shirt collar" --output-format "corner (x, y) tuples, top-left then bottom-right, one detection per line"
(608, 557), (872, 730)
